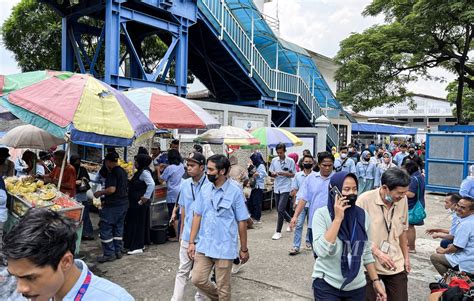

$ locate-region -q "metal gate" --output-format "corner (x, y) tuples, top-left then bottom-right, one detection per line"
(425, 133), (474, 193)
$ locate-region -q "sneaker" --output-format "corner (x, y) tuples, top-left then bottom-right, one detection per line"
(434, 275), (443, 282)
(115, 252), (123, 260)
(81, 235), (95, 241)
(286, 225), (293, 232)
(231, 261), (247, 274)
(272, 232), (282, 240)
(97, 255), (116, 263)
(127, 249), (144, 255)
(255, 220), (262, 224)
(305, 242), (313, 250)
(289, 247), (300, 256)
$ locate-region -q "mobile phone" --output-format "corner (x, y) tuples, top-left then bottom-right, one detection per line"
(330, 185), (343, 200)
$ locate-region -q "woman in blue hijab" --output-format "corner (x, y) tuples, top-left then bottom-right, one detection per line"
(312, 171), (386, 300)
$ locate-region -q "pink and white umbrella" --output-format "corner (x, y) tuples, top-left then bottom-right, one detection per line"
(124, 87), (220, 129)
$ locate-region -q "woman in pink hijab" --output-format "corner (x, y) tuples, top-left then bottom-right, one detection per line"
(288, 152), (300, 172)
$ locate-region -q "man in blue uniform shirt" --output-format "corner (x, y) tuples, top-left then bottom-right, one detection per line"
(3, 209), (134, 301)
(171, 152), (207, 301)
(188, 154), (249, 301)
(431, 196), (474, 275)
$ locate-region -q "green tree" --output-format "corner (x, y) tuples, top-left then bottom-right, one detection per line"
(447, 79), (474, 121)
(1, 0), (193, 84)
(335, 0), (474, 124)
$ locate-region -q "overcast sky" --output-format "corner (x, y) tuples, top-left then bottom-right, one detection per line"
(0, 0), (455, 97)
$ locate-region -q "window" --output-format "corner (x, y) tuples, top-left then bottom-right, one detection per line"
(397, 118), (408, 122)
(413, 118), (425, 123)
(338, 125), (348, 146)
(429, 118), (440, 122)
(446, 117), (457, 122)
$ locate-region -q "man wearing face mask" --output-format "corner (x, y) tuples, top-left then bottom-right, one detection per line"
(188, 154), (249, 301)
(347, 144), (360, 164)
(356, 168), (411, 301)
(401, 145), (424, 171)
(334, 146), (356, 173)
(289, 155), (315, 255)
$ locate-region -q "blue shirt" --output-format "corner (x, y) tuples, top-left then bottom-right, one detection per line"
(297, 171), (334, 228)
(178, 174), (208, 243)
(460, 176), (474, 199)
(254, 164), (267, 189)
(334, 157), (356, 173)
(374, 163), (396, 187)
(292, 170), (315, 208)
(450, 211), (460, 235)
(161, 163), (185, 203)
(269, 156), (296, 193)
(355, 161), (376, 180)
(446, 214), (474, 273)
(194, 179), (250, 259)
(393, 152), (408, 167)
(63, 260), (134, 300)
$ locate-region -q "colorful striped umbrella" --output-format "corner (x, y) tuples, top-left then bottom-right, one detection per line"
(250, 127), (303, 148)
(124, 87), (220, 129)
(194, 126), (260, 146)
(0, 71), (155, 146)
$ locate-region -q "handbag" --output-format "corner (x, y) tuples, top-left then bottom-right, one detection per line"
(408, 176), (426, 224)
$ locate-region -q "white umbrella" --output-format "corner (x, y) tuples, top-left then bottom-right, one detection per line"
(0, 124), (66, 150)
(194, 126), (260, 146)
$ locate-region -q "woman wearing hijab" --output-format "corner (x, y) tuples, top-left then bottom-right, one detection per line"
(356, 150), (376, 194)
(374, 152), (396, 188)
(124, 154), (155, 255)
(248, 152), (267, 223)
(288, 152), (300, 172)
(312, 171), (386, 300)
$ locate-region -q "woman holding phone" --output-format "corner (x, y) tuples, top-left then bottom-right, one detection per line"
(312, 171), (386, 300)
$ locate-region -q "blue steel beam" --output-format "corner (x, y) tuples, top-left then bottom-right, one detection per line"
(61, 18), (74, 71)
(117, 5), (180, 34)
(90, 27), (105, 74)
(121, 23), (148, 79)
(104, 0), (120, 84)
(110, 75), (178, 94)
(153, 37), (179, 82)
(67, 27), (86, 73)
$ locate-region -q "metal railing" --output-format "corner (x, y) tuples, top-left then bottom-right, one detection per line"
(199, 0), (339, 146)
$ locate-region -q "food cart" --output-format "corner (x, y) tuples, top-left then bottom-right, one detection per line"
(4, 177), (84, 252)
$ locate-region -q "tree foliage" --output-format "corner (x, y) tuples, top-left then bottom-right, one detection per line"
(335, 0), (474, 122)
(447, 79), (474, 121)
(1, 0), (193, 85)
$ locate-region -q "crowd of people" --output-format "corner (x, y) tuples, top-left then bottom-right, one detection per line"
(1, 138), (474, 300)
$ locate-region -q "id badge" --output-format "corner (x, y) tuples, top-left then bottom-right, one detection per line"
(380, 240), (390, 254)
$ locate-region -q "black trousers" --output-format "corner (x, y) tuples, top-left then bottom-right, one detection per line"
(365, 271), (407, 301)
(248, 188), (263, 221)
(124, 205), (149, 251)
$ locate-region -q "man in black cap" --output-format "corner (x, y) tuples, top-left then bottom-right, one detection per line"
(171, 152), (207, 301)
(93, 152), (129, 263)
(0, 147), (14, 177)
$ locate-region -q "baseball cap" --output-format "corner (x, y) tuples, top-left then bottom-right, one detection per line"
(187, 151), (206, 165)
(104, 152), (119, 162)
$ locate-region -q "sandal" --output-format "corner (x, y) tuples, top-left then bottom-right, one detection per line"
(289, 248), (300, 256)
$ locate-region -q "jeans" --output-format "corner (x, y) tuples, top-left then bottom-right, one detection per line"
(76, 192), (93, 236)
(275, 192), (291, 233)
(440, 239), (453, 249)
(99, 205), (128, 256)
(293, 207), (310, 249)
(313, 278), (365, 301)
(248, 188), (263, 221)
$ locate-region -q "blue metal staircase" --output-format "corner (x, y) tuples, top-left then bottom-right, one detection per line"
(193, 0), (340, 146)
(40, 0), (341, 147)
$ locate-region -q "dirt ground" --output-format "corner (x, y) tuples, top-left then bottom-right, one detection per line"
(1, 192), (450, 300)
